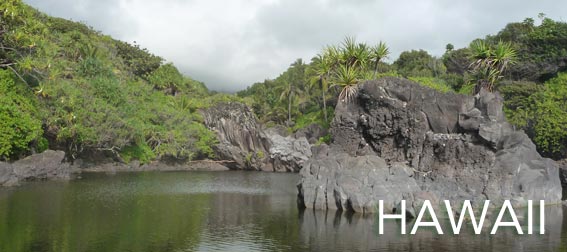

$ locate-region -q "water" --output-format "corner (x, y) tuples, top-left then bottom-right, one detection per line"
(0, 171), (565, 252)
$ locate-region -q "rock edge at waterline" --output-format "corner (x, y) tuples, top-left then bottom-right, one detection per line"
(298, 77), (562, 214)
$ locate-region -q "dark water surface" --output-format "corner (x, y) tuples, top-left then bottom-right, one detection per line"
(0, 171), (565, 252)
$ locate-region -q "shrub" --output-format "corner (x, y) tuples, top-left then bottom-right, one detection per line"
(531, 73), (567, 157)
(114, 40), (163, 78)
(120, 143), (156, 164)
(498, 81), (540, 129)
(0, 70), (42, 160)
(409, 77), (453, 93)
(147, 63), (184, 91)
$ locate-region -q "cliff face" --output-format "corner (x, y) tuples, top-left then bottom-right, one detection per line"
(201, 102), (312, 172)
(298, 77), (562, 213)
(201, 102), (272, 170)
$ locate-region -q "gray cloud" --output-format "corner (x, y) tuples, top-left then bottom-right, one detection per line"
(26, 0), (139, 38)
(25, 0), (567, 92)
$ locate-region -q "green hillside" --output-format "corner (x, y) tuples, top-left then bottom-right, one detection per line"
(0, 0), (239, 162)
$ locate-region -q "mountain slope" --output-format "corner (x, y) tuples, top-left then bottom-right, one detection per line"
(0, 0), (238, 162)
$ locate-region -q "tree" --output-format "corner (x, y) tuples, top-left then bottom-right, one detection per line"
(279, 79), (299, 126)
(327, 37), (372, 103)
(469, 40), (517, 93)
(442, 48), (471, 75)
(331, 64), (359, 103)
(308, 53), (333, 122)
(394, 50), (444, 77)
(445, 43), (454, 52)
(370, 41), (390, 79)
(278, 59), (305, 126)
(339, 36), (370, 69)
(482, 16), (566, 82)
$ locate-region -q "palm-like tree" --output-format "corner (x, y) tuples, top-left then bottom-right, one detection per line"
(469, 40), (517, 93)
(309, 53), (333, 122)
(492, 41), (517, 75)
(370, 41), (390, 79)
(340, 36), (370, 69)
(308, 38), (388, 105)
(265, 105), (288, 125)
(323, 45), (342, 68)
(279, 79), (301, 126)
(331, 64), (359, 103)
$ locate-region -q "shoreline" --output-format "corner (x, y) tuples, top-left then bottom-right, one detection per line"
(73, 159), (232, 173)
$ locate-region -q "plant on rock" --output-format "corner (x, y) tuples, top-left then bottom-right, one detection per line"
(332, 64), (360, 103)
(469, 40), (517, 93)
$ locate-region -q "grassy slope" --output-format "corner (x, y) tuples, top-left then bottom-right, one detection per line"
(0, 1), (240, 162)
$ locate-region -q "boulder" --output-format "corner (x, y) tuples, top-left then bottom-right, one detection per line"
(0, 150), (70, 186)
(268, 134), (312, 172)
(298, 77), (562, 213)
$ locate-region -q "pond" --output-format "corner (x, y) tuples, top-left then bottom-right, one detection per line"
(0, 171), (565, 252)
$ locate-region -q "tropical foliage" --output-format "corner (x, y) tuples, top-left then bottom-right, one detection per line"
(0, 70), (43, 159)
(238, 37), (391, 127)
(2, 1), (567, 161)
(0, 1), (228, 162)
(468, 40), (517, 93)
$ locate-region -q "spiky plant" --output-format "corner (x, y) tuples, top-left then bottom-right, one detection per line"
(331, 64), (359, 103)
(370, 41), (390, 79)
(492, 41), (517, 75)
(339, 36), (370, 69)
(469, 40), (517, 93)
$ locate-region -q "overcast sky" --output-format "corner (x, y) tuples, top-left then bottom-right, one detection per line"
(25, 0), (566, 92)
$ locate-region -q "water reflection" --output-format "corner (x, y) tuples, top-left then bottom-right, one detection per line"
(297, 204), (564, 252)
(0, 171), (565, 252)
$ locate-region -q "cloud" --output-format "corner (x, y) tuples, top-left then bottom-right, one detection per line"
(24, 0), (567, 92)
(26, 0), (139, 38)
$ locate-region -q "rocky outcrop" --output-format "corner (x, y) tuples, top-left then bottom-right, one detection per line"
(202, 102), (312, 172)
(293, 123), (328, 144)
(268, 134), (312, 172)
(0, 150), (70, 186)
(298, 77), (562, 213)
(201, 102), (272, 170)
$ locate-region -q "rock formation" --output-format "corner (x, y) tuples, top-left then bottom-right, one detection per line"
(293, 123), (328, 144)
(268, 133), (312, 172)
(201, 102), (272, 170)
(201, 102), (312, 172)
(0, 150), (70, 186)
(298, 77), (562, 213)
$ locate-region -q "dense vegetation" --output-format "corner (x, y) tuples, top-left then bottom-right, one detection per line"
(238, 37), (393, 133)
(2, 1), (566, 162)
(0, 1), (241, 162)
(239, 15), (567, 159)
